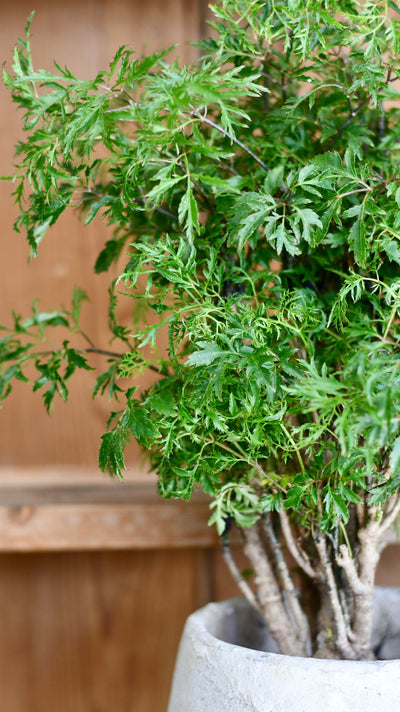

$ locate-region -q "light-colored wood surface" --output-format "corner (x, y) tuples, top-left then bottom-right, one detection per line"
(0, 0), (207, 470)
(0, 548), (215, 712)
(0, 467), (218, 551)
(0, 4), (223, 712)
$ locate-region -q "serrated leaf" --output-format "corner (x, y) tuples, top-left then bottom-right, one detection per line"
(99, 430), (126, 479)
(149, 391), (177, 416)
(147, 175), (184, 205)
(264, 165), (284, 194)
(298, 164), (317, 183)
(275, 221), (301, 256)
(350, 217), (366, 267)
(340, 484), (361, 505)
(126, 406), (160, 442)
(330, 491), (349, 521)
(95, 237), (126, 273)
(383, 240), (400, 264)
(294, 208), (322, 244)
(344, 147), (356, 174)
(342, 205), (362, 219)
(178, 180), (200, 240)
(187, 341), (229, 366)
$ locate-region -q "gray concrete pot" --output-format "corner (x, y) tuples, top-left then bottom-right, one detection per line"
(167, 587), (400, 712)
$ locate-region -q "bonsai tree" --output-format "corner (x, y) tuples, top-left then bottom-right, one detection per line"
(3, 0), (400, 660)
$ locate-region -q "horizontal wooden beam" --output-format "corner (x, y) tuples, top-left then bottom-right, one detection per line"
(0, 467), (398, 553)
(0, 467), (218, 552)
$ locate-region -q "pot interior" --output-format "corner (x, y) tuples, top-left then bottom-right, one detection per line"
(207, 589), (400, 660)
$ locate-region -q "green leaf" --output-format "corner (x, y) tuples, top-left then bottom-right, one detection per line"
(187, 341), (230, 366)
(94, 237), (126, 273)
(178, 179), (199, 240)
(71, 287), (89, 326)
(330, 491), (349, 521)
(99, 430), (126, 479)
(390, 436), (400, 473)
(275, 221), (301, 256)
(350, 217), (366, 267)
(125, 405), (160, 442)
(383, 239), (400, 264)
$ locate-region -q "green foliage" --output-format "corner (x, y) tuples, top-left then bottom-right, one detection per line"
(3, 1), (400, 539)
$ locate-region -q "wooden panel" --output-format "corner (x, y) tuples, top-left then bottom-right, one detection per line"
(0, 467), (218, 551)
(376, 545), (400, 586)
(0, 548), (214, 712)
(0, 0), (207, 470)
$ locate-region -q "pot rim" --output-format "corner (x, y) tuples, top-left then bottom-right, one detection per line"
(187, 593), (400, 669)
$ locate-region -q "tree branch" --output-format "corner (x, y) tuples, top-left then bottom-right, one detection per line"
(262, 514), (310, 650)
(84, 348), (164, 375)
(325, 96), (371, 151)
(190, 110), (270, 172)
(337, 544), (367, 596)
(378, 494), (400, 539)
(314, 534), (355, 659)
(279, 508), (316, 579)
(347, 520), (380, 657)
(242, 524), (307, 657)
(220, 531), (261, 614)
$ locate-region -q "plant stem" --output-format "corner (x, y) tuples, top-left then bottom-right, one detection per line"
(190, 110), (270, 172)
(314, 534), (355, 659)
(84, 348), (164, 375)
(279, 508), (316, 579)
(325, 96), (371, 151)
(262, 514), (311, 650)
(242, 524), (308, 656)
(220, 530), (261, 613)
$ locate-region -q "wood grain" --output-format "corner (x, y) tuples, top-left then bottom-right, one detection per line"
(0, 4), (225, 712)
(0, 549), (213, 712)
(0, 0), (207, 469)
(0, 467), (217, 551)
(0, 4), (399, 712)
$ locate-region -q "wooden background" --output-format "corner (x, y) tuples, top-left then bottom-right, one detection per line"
(0, 2), (399, 711)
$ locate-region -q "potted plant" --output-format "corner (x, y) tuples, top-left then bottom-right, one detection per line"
(3, 0), (400, 707)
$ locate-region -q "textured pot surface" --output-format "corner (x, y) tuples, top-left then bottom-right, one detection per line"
(167, 588), (400, 712)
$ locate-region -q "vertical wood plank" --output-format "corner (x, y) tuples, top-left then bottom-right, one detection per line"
(0, 549), (214, 712)
(0, 0), (206, 469)
(376, 545), (400, 587)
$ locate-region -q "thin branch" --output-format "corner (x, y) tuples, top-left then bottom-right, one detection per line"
(336, 187), (371, 200)
(378, 494), (400, 538)
(325, 96), (371, 151)
(190, 110), (270, 172)
(262, 514), (310, 648)
(314, 534), (354, 658)
(138, 186), (179, 221)
(220, 531), (261, 613)
(337, 544), (367, 596)
(148, 203), (178, 220)
(84, 348), (164, 375)
(379, 100), (385, 142)
(81, 187), (178, 222)
(279, 508), (316, 579)
(84, 347), (123, 359)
